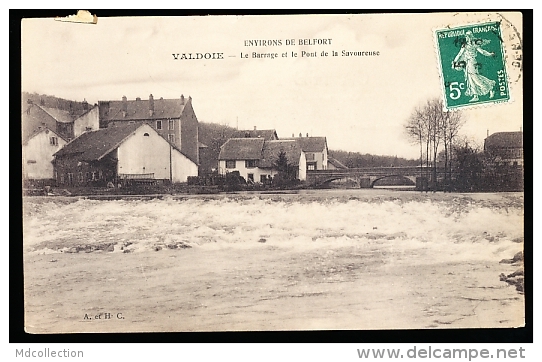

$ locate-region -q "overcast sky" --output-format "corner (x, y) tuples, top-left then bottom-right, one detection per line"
(21, 12), (523, 159)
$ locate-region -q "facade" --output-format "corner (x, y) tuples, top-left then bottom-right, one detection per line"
(218, 138), (306, 182)
(284, 136), (328, 171)
(484, 131), (523, 166)
(53, 123), (198, 186)
(98, 94), (199, 166)
(73, 105), (100, 138)
(23, 127), (68, 180)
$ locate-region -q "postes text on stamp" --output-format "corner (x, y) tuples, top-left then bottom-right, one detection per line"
(435, 21), (510, 110)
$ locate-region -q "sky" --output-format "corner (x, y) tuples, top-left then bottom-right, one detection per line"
(21, 12), (524, 159)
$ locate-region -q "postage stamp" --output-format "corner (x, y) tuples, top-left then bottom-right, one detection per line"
(435, 21), (510, 110)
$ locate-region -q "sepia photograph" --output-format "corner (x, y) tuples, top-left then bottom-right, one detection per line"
(20, 11), (525, 334)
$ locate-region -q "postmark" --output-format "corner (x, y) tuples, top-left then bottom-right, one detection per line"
(435, 21), (510, 110)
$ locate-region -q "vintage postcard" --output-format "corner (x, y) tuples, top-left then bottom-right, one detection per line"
(21, 12), (525, 334)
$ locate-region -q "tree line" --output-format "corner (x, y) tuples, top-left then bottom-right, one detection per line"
(404, 98), (523, 192)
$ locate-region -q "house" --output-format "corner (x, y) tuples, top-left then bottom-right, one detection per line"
(22, 100), (99, 142)
(284, 136), (328, 171)
(23, 126), (68, 181)
(218, 138), (306, 182)
(327, 156), (348, 170)
(98, 94), (199, 166)
(53, 123), (198, 186)
(231, 128), (279, 140)
(484, 131), (523, 166)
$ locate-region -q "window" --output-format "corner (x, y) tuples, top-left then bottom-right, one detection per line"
(169, 120), (174, 130)
(67, 173), (73, 184)
(78, 172), (84, 183)
(260, 175), (267, 183)
(85, 127), (93, 132)
(26, 160), (37, 164)
(247, 173), (254, 182)
(168, 134), (175, 143)
(85, 172), (90, 181)
(99, 170), (103, 179)
(143, 133), (150, 137)
(307, 162), (317, 171)
(156, 120), (162, 130)
(50, 136), (58, 146)
(245, 160), (258, 168)
(92, 171), (98, 181)
(226, 160), (236, 169)
(306, 152), (315, 161)
(60, 174), (65, 184)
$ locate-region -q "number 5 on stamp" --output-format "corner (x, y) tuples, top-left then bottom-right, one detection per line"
(435, 21), (510, 110)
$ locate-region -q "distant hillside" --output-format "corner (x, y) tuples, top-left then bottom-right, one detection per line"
(329, 150), (418, 168)
(22, 92), (92, 115)
(198, 122), (239, 175)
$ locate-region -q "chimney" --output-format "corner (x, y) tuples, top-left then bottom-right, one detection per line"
(136, 97), (141, 101)
(292, 133), (294, 137)
(180, 94), (185, 105)
(82, 99), (88, 111)
(487, 129), (489, 137)
(149, 94), (154, 116)
(122, 96), (127, 118)
(254, 126), (257, 131)
(306, 133), (309, 137)
(299, 132), (302, 137)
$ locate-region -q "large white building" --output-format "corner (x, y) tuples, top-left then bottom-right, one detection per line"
(53, 123), (198, 185)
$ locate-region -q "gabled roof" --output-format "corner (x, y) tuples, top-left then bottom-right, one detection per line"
(260, 140), (302, 168)
(22, 104), (59, 143)
(40, 106), (75, 123)
(22, 126), (67, 146)
(231, 129), (278, 140)
(485, 132), (523, 149)
(328, 156), (348, 169)
(218, 138), (265, 160)
(283, 137), (327, 152)
(53, 123), (143, 161)
(101, 97), (189, 121)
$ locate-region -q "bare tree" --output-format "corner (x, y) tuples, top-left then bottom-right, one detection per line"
(404, 98), (464, 191)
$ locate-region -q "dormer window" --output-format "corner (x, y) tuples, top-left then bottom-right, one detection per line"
(49, 136), (58, 146)
(156, 120), (162, 130)
(143, 133), (150, 137)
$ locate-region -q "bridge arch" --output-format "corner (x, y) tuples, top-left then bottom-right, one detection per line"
(370, 174), (416, 188)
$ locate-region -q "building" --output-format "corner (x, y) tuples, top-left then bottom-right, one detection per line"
(98, 94), (199, 166)
(23, 126), (68, 181)
(218, 138), (306, 182)
(53, 123), (198, 186)
(484, 131), (523, 166)
(22, 100), (99, 142)
(284, 136), (328, 171)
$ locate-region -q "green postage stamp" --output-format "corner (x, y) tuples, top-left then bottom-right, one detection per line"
(435, 21), (510, 110)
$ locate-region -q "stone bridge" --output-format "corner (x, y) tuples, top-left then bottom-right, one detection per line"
(307, 166), (446, 188)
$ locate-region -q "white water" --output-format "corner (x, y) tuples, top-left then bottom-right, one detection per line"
(23, 190), (524, 258)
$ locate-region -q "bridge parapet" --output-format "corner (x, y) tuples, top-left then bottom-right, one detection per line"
(306, 167), (446, 188)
